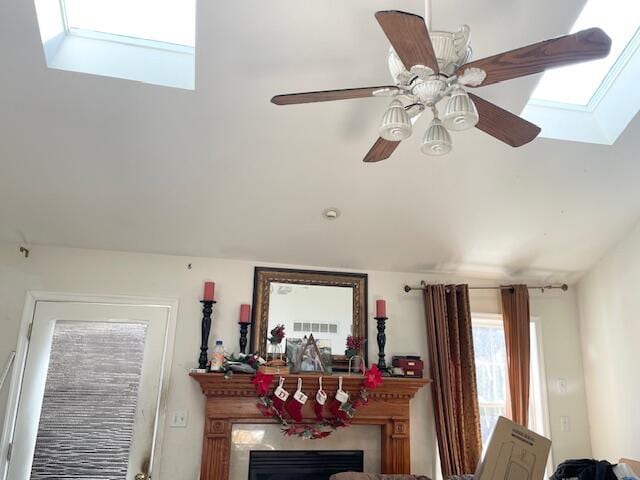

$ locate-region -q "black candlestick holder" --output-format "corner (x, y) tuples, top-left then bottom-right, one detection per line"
(239, 322), (249, 354)
(198, 300), (216, 370)
(375, 316), (388, 369)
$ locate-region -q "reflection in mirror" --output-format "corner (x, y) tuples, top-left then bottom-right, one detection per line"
(268, 283), (353, 353)
(251, 267), (367, 369)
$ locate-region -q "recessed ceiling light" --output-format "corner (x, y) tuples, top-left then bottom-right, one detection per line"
(322, 208), (341, 220)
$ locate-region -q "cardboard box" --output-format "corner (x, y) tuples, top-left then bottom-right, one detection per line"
(475, 416), (551, 480)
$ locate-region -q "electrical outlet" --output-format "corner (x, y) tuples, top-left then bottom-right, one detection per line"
(560, 416), (571, 432)
(170, 409), (188, 428)
(557, 378), (568, 393)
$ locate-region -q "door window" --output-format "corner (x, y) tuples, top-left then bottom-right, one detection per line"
(30, 322), (147, 479)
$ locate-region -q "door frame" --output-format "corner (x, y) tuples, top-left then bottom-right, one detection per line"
(0, 291), (179, 480)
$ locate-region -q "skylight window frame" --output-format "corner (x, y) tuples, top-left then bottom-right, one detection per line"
(58, 0), (195, 54)
(527, 25), (640, 113)
(34, 0), (196, 89)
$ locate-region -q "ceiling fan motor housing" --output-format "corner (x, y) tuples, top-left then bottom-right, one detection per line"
(388, 25), (472, 82)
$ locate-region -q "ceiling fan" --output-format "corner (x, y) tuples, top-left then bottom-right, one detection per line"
(271, 11), (611, 162)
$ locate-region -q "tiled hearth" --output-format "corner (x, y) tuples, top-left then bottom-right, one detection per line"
(230, 424), (381, 480)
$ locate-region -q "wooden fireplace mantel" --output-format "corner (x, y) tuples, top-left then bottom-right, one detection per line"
(190, 372), (430, 479)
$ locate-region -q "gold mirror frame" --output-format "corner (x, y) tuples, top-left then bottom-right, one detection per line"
(250, 267), (368, 370)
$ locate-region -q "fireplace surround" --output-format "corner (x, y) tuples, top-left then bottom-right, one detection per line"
(191, 373), (429, 480)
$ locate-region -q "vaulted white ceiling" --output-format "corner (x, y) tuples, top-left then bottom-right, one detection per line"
(1, 0), (638, 282)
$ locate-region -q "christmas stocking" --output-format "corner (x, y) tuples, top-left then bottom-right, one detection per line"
(285, 378), (307, 422)
(329, 376), (349, 421)
(314, 376), (327, 421)
(271, 377), (289, 416)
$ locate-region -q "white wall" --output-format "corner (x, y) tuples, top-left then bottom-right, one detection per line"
(577, 221), (640, 462)
(0, 243), (591, 478)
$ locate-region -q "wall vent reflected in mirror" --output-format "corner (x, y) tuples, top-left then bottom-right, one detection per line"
(293, 322), (339, 334)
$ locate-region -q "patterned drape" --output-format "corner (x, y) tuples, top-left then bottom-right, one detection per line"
(422, 284), (482, 477)
(501, 285), (531, 427)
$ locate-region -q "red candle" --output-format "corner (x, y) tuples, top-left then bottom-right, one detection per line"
(239, 304), (251, 323)
(203, 281), (215, 301)
(376, 299), (387, 317)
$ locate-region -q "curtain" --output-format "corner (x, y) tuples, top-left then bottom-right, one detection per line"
(501, 285), (531, 427)
(423, 284), (482, 477)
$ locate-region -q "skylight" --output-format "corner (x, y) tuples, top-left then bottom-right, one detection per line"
(529, 0), (640, 106)
(521, 0), (640, 145)
(33, 0), (196, 89)
(63, 0), (196, 47)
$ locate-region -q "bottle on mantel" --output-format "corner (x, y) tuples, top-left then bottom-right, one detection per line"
(209, 340), (225, 372)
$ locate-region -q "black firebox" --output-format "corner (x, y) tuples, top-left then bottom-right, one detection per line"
(248, 450), (364, 480)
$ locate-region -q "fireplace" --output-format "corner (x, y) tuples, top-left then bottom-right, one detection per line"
(190, 373), (429, 479)
(248, 450), (364, 480)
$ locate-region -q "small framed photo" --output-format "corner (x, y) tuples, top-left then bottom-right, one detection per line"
(316, 339), (333, 374)
(286, 337), (304, 366)
(290, 335), (331, 374)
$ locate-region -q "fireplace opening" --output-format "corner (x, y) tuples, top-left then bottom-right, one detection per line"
(248, 450), (364, 480)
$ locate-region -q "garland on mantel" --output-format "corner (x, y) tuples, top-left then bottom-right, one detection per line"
(252, 365), (384, 440)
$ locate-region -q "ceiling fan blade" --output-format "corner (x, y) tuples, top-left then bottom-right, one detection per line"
(363, 137), (401, 163)
(271, 86), (397, 105)
(458, 28), (611, 87)
(469, 93), (541, 147)
(375, 11), (439, 74)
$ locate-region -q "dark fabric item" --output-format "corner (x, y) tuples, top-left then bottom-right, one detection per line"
(501, 284), (531, 426)
(330, 474), (430, 480)
(551, 459), (617, 480)
(422, 284), (482, 477)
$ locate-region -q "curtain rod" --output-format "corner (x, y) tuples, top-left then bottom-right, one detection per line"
(403, 281), (569, 293)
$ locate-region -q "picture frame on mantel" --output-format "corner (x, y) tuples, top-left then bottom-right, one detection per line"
(250, 267), (368, 371)
(290, 334), (332, 374)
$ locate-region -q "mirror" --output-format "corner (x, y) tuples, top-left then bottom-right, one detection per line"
(251, 267), (368, 370)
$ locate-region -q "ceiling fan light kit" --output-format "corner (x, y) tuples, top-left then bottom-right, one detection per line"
(271, 10), (612, 163)
(442, 87), (479, 131)
(379, 99), (413, 141)
(422, 117), (452, 156)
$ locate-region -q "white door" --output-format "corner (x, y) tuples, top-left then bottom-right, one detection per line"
(6, 301), (171, 480)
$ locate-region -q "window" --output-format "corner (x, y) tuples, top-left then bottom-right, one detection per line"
(472, 315), (549, 447)
(529, 0), (639, 106)
(472, 317), (508, 443)
(33, 0), (196, 89)
(63, 0), (196, 47)
(521, 0), (640, 144)
(31, 322), (147, 479)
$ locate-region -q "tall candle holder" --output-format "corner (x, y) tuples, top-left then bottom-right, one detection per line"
(238, 322), (249, 354)
(198, 300), (217, 370)
(375, 316), (388, 370)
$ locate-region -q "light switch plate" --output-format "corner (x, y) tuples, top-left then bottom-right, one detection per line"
(170, 409), (188, 428)
(560, 416), (571, 432)
(557, 378), (568, 393)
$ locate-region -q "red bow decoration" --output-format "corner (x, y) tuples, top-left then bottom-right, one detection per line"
(363, 364), (383, 389)
(252, 371), (274, 396)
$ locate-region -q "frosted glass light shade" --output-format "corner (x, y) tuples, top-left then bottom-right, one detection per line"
(442, 88), (479, 131)
(379, 99), (412, 141)
(421, 118), (453, 156)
